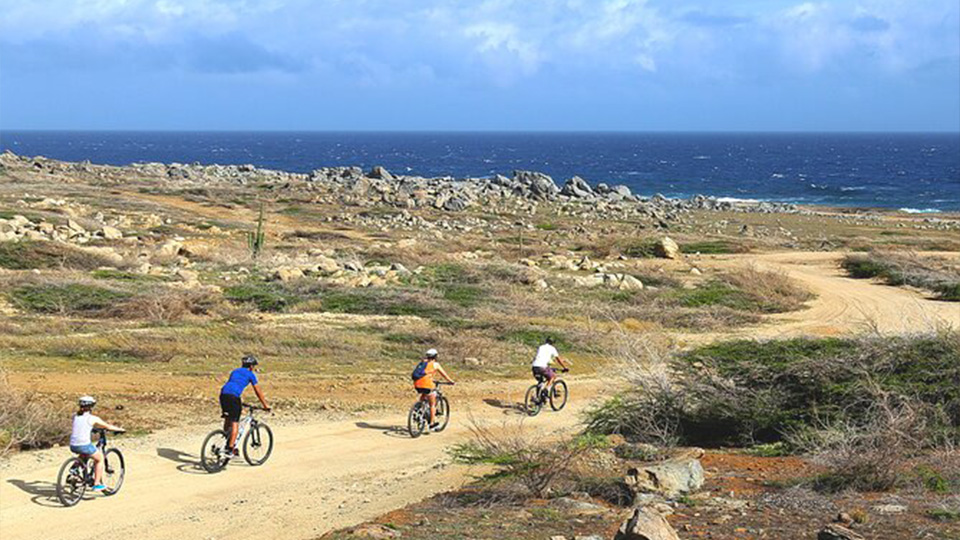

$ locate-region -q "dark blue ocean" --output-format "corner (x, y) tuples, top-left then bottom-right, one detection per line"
(1, 131), (958, 211)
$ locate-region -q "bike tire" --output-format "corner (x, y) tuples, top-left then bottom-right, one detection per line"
(56, 457), (87, 507)
(407, 401), (427, 438)
(102, 448), (125, 495)
(243, 422), (274, 466)
(435, 396), (451, 432)
(200, 429), (231, 473)
(550, 380), (569, 411)
(524, 385), (542, 417)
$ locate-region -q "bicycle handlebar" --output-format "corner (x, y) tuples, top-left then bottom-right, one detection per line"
(242, 403), (271, 411)
(435, 381), (455, 386)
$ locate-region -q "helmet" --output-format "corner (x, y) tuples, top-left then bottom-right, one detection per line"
(545, 336), (554, 345)
(424, 348), (438, 359)
(78, 395), (97, 408)
(241, 354), (259, 367)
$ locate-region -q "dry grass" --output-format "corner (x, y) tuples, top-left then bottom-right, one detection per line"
(719, 265), (815, 312)
(842, 251), (960, 301)
(0, 370), (67, 456)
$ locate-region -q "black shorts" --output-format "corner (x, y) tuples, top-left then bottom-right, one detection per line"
(416, 387), (434, 395)
(220, 393), (242, 422)
(532, 366), (555, 382)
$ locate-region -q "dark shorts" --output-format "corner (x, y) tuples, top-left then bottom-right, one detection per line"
(415, 387), (434, 396)
(532, 366), (555, 382)
(220, 393), (242, 422)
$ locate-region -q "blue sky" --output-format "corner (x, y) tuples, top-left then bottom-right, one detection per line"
(1, 0), (958, 131)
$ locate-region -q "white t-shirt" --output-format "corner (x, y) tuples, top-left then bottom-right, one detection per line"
(70, 412), (102, 446)
(531, 344), (559, 368)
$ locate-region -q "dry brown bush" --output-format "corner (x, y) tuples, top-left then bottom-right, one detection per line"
(720, 265), (814, 312)
(0, 370), (66, 456)
(111, 287), (220, 323)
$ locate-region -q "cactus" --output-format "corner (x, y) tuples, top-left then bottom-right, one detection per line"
(247, 203), (266, 259)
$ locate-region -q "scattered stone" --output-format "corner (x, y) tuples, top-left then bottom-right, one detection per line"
(368, 166), (394, 181)
(624, 449), (705, 499)
(273, 267), (305, 282)
(101, 226), (123, 240)
(654, 237), (681, 260)
(347, 523), (401, 539)
(872, 504), (907, 515)
(615, 506), (681, 540)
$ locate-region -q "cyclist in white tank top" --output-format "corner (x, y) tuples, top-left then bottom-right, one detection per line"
(69, 396), (125, 491)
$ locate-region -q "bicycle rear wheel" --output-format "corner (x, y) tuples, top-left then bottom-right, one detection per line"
(102, 448), (125, 495)
(407, 401), (427, 438)
(56, 457), (87, 507)
(524, 385), (542, 417)
(435, 396), (451, 432)
(200, 429), (231, 473)
(550, 380), (568, 411)
(243, 422), (274, 466)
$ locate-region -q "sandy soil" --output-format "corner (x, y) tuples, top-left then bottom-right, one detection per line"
(0, 379), (600, 540)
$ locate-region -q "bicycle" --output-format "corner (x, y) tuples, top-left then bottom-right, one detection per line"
(55, 428), (125, 507)
(201, 403), (274, 473)
(407, 382), (452, 438)
(524, 369), (568, 416)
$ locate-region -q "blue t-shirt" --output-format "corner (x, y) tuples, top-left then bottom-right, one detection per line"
(221, 368), (259, 397)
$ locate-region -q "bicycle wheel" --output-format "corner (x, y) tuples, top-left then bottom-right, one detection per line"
(102, 448), (125, 495)
(200, 429), (231, 473)
(435, 396), (451, 432)
(524, 385), (542, 417)
(550, 380), (568, 411)
(407, 401), (427, 438)
(243, 422), (274, 466)
(56, 457), (87, 507)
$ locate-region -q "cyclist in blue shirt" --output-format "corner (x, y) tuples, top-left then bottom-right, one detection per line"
(220, 355), (271, 455)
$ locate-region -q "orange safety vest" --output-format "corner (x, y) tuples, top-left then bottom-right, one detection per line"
(413, 360), (439, 389)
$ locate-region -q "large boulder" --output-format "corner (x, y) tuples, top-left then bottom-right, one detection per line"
(101, 226), (123, 240)
(614, 506), (681, 540)
(624, 450), (704, 499)
(273, 267), (305, 282)
(368, 166), (394, 181)
(513, 170), (559, 200)
(653, 237), (682, 260)
(561, 176), (595, 198)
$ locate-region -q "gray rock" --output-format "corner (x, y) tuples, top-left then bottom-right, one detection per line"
(817, 524), (865, 540)
(615, 506), (681, 540)
(368, 166), (394, 181)
(561, 176), (595, 198)
(442, 197), (468, 212)
(624, 451), (704, 499)
(653, 237), (681, 260)
(513, 170), (559, 200)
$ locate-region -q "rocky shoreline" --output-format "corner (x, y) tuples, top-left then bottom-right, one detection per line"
(1, 150), (805, 219)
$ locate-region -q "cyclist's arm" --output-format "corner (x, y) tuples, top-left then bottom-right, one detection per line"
(555, 356), (570, 370)
(93, 420), (125, 433)
(436, 365), (455, 384)
(252, 384), (271, 410)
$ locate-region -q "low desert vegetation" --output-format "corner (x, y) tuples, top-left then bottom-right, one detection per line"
(0, 370), (66, 455)
(586, 330), (960, 492)
(0, 240), (115, 270)
(842, 251), (960, 301)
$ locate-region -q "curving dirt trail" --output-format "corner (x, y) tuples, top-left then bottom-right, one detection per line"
(1, 251), (957, 540)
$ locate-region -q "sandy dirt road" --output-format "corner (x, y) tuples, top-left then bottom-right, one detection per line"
(1, 380), (598, 540)
(698, 251), (959, 339)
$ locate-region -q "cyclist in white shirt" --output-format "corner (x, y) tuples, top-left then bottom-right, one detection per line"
(70, 396), (124, 491)
(531, 337), (570, 389)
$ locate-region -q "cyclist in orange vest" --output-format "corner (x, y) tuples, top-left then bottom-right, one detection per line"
(412, 349), (455, 431)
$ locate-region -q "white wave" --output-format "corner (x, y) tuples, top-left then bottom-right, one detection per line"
(771, 173), (785, 178)
(717, 196), (761, 204)
(840, 186), (867, 192)
(899, 207), (942, 214)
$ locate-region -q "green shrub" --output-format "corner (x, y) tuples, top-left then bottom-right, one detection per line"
(842, 252), (960, 302)
(91, 269), (170, 282)
(223, 281), (298, 312)
(9, 283), (131, 315)
(499, 329), (571, 349)
(622, 240), (659, 258)
(0, 241), (112, 270)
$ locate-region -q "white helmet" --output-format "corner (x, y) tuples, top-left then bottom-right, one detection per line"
(78, 395), (97, 408)
(425, 348), (438, 359)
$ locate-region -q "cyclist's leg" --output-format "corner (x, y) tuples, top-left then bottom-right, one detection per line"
(227, 421), (239, 449)
(90, 449), (105, 486)
(428, 392), (437, 425)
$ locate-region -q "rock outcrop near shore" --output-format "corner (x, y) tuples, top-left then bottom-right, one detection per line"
(1, 151), (801, 220)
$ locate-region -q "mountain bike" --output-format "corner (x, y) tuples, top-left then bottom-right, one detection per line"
(524, 369), (568, 416)
(407, 382), (452, 438)
(201, 403), (273, 473)
(56, 428), (125, 507)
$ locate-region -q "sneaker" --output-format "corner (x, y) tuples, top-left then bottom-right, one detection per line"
(429, 423), (440, 432)
(92, 484), (106, 491)
(231, 447), (240, 457)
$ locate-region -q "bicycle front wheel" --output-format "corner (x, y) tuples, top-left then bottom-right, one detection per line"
(550, 380), (568, 411)
(200, 429), (231, 473)
(102, 448), (125, 495)
(524, 385), (542, 417)
(407, 401), (427, 438)
(435, 396), (451, 432)
(56, 457), (87, 507)
(243, 422), (274, 466)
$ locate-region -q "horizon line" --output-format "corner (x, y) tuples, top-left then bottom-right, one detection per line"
(2, 128), (959, 135)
